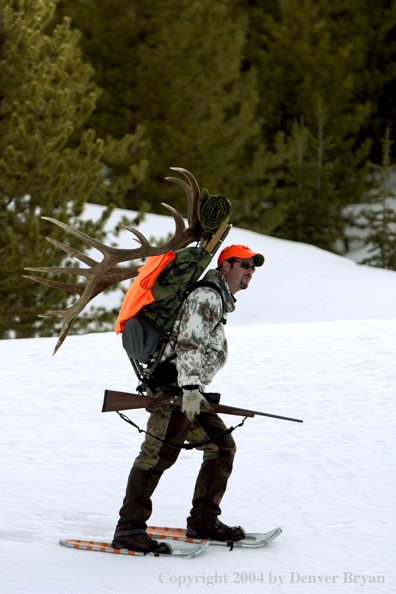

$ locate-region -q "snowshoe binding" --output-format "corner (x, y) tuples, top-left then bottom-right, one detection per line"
(186, 519), (246, 543)
(112, 529), (172, 556)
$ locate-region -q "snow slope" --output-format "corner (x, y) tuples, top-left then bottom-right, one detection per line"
(1, 211), (395, 593)
(85, 203), (396, 324)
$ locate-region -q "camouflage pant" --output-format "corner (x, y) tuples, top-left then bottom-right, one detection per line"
(115, 406), (236, 533)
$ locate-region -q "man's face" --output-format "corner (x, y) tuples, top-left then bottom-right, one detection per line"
(222, 257), (255, 294)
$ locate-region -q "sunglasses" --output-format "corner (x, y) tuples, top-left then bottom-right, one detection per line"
(235, 260), (256, 273)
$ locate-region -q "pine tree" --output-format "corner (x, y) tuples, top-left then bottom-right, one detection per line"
(53, 0), (266, 219)
(239, 0), (385, 203)
(271, 102), (343, 251)
(0, 0), (145, 338)
(351, 0), (396, 164)
(360, 128), (396, 270)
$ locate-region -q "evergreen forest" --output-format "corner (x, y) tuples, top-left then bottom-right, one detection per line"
(1, 0), (395, 339)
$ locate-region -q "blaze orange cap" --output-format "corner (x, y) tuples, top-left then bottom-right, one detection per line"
(217, 244), (265, 267)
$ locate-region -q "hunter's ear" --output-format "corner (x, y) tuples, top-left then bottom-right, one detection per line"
(221, 260), (231, 273)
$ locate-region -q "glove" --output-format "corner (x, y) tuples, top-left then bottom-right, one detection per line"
(181, 385), (211, 421)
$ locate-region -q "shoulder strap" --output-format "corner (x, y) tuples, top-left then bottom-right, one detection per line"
(190, 280), (227, 326)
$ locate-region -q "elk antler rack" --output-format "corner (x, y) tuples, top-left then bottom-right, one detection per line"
(24, 167), (216, 355)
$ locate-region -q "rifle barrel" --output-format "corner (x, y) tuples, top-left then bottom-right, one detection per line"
(250, 410), (303, 423)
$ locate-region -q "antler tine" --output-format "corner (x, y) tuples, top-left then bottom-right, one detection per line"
(23, 274), (85, 295)
(121, 202), (187, 248)
(25, 265), (94, 279)
(165, 167), (200, 228)
(41, 216), (119, 257)
(169, 167), (200, 193)
(51, 318), (75, 356)
(160, 202), (187, 234)
(119, 225), (151, 246)
(164, 176), (191, 195)
(45, 236), (99, 267)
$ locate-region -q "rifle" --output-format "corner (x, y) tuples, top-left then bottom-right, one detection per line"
(102, 389), (303, 424)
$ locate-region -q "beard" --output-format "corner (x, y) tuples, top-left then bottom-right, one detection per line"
(239, 279), (250, 290)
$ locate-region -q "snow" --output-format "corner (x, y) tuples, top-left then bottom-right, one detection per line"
(1, 208), (396, 593)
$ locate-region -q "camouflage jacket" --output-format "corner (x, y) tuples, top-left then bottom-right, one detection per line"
(162, 269), (236, 387)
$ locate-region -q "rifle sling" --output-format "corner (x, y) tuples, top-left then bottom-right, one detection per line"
(116, 411), (247, 450)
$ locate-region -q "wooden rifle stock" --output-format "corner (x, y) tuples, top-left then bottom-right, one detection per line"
(102, 390), (303, 423)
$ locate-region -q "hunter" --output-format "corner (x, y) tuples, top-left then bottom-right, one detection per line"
(112, 244), (265, 555)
